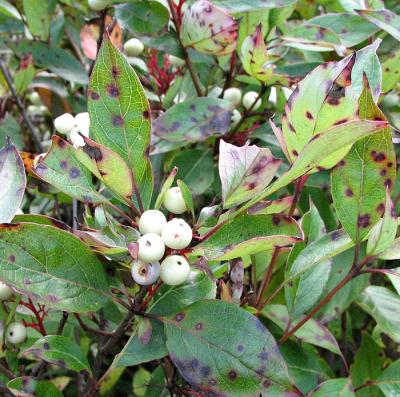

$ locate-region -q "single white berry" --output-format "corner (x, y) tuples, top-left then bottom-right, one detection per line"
(74, 112), (90, 137)
(139, 210), (167, 235)
(131, 260), (161, 285)
(243, 91), (261, 110)
(231, 109), (241, 126)
(160, 255), (190, 285)
(27, 105), (39, 113)
(0, 282), (13, 301)
(54, 113), (75, 135)
(69, 129), (86, 149)
(88, 0), (110, 11)
(30, 91), (41, 106)
(138, 233), (165, 263)
(6, 322), (27, 344)
(163, 187), (187, 214)
(161, 218), (192, 250)
(223, 87), (242, 106)
(169, 55), (185, 68)
(124, 38), (144, 57)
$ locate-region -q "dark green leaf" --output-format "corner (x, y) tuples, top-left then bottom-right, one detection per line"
(7, 377), (63, 397)
(376, 360), (400, 397)
(22, 0), (49, 41)
(310, 378), (354, 397)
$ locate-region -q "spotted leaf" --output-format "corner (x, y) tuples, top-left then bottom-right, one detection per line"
(382, 50), (400, 92)
(32, 136), (106, 204)
(181, 0), (239, 56)
(75, 136), (133, 205)
(202, 0), (297, 12)
(160, 300), (296, 397)
(240, 25), (278, 82)
(192, 214), (303, 261)
(7, 377), (63, 397)
(152, 98), (233, 148)
(88, 35), (153, 208)
(331, 88), (395, 242)
(262, 304), (342, 356)
(310, 378), (354, 397)
(357, 9), (400, 42)
(23, 335), (91, 374)
(219, 140), (282, 209)
(0, 223), (111, 312)
(0, 139), (26, 223)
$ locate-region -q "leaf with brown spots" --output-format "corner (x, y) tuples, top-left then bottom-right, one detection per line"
(7, 377), (63, 397)
(382, 50), (400, 93)
(357, 9), (400, 42)
(23, 335), (92, 374)
(181, 0), (239, 56)
(160, 300), (296, 397)
(75, 136), (133, 204)
(0, 139), (26, 223)
(0, 223), (111, 312)
(191, 214), (303, 261)
(31, 136), (106, 204)
(331, 87), (396, 242)
(219, 140), (282, 209)
(88, 35), (153, 208)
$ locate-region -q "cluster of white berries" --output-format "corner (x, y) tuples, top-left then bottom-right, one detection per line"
(131, 187), (192, 286)
(0, 282), (27, 344)
(53, 112), (90, 148)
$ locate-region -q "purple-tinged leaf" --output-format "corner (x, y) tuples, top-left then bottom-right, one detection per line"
(0, 139), (26, 223)
(219, 140), (282, 209)
(7, 377), (63, 397)
(262, 304), (342, 356)
(138, 317), (153, 345)
(203, 0), (297, 12)
(181, 0), (239, 56)
(357, 9), (400, 41)
(161, 300), (297, 397)
(248, 196), (294, 215)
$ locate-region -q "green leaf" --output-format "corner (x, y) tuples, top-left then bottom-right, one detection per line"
(177, 179), (195, 219)
(12, 40), (88, 84)
(200, 0), (298, 12)
(154, 167), (177, 210)
(32, 136), (106, 204)
(14, 54), (35, 95)
(262, 304), (342, 356)
(22, 0), (49, 41)
(168, 149), (214, 196)
(181, 0), (239, 56)
(88, 35), (153, 209)
(310, 378), (354, 397)
(219, 140), (282, 209)
(357, 9), (400, 41)
(0, 115), (23, 150)
(309, 13), (379, 47)
(23, 335), (91, 374)
(381, 51), (400, 93)
(237, 9), (269, 52)
(161, 300), (295, 397)
(367, 190), (397, 256)
(0, 0), (21, 19)
(357, 286), (400, 343)
(331, 87), (395, 242)
(0, 223), (111, 312)
(0, 139), (26, 223)
(153, 98), (233, 146)
(115, 1), (169, 34)
(192, 214), (303, 261)
(350, 333), (386, 396)
(75, 136), (133, 205)
(7, 377), (63, 397)
(376, 360), (400, 397)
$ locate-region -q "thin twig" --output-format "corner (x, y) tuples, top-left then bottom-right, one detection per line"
(75, 314), (114, 337)
(57, 312), (69, 335)
(0, 59), (42, 151)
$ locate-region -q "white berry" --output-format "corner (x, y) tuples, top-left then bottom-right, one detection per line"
(0, 282), (13, 301)
(169, 55), (185, 68)
(54, 113), (75, 135)
(231, 109), (241, 126)
(74, 112), (90, 137)
(160, 255), (190, 285)
(139, 210), (167, 235)
(88, 0), (110, 11)
(208, 86), (223, 98)
(30, 91), (41, 106)
(124, 38), (144, 57)
(6, 322), (27, 344)
(138, 233), (165, 263)
(223, 87), (242, 106)
(161, 218), (192, 250)
(163, 187), (187, 214)
(131, 260), (160, 285)
(69, 129), (86, 149)
(243, 91), (261, 110)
